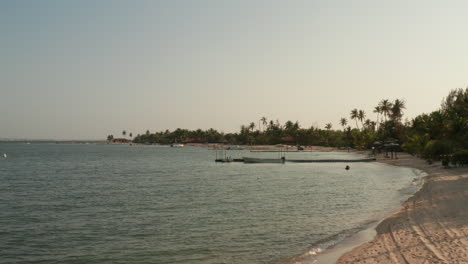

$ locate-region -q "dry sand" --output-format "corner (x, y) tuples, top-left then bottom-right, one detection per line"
(337, 153), (468, 264)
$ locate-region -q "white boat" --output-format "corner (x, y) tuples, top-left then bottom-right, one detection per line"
(171, 143), (184, 148)
(243, 157), (285, 164)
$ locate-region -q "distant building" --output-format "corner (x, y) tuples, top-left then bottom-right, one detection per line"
(281, 136), (295, 144)
(182, 138), (207, 144)
(112, 138), (129, 143)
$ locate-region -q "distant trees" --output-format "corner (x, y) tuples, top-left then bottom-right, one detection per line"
(325, 123), (332, 146)
(123, 106), (396, 148)
(340, 118), (347, 130)
(260, 117), (268, 132)
(379, 99), (393, 122)
(404, 88), (467, 162)
(130, 119), (343, 147)
(358, 110), (366, 129)
(112, 87), (467, 166)
(373, 106), (381, 128)
(391, 99), (406, 121)
(350, 109), (359, 130)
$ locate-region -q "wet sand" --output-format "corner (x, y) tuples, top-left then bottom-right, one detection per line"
(337, 153), (468, 264)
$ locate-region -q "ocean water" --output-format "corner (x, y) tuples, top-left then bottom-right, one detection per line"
(0, 143), (423, 264)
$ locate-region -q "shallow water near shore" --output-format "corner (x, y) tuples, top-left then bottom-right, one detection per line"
(0, 143), (422, 264)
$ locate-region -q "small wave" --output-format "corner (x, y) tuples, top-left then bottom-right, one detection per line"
(306, 247), (323, 256)
(276, 221), (376, 264)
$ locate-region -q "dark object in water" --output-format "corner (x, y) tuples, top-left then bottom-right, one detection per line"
(243, 157), (286, 164)
(345, 165), (350, 170)
(215, 158), (244, 163)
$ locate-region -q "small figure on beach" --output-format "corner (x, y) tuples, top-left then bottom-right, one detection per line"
(345, 165), (350, 170)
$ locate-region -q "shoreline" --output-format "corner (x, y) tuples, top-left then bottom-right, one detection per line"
(334, 152), (468, 264)
(275, 150), (425, 264)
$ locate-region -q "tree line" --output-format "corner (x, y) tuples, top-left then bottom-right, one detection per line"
(108, 88), (467, 164)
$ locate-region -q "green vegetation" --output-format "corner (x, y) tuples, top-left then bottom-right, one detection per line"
(114, 88), (467, 166)
(403, 88), (467, 164)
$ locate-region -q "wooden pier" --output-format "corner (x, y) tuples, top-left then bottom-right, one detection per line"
(215, 158), (376, 163)
(286, 158), (376, 163)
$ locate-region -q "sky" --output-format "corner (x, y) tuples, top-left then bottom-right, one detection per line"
(1, 0), (468, 140)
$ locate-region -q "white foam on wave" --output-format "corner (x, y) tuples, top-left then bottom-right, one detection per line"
(307, 247), (323, 256)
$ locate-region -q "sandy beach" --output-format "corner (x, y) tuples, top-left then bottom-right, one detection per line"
(337, 153), (468, 264)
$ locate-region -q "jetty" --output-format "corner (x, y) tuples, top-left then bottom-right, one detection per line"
(214, 158), (376, 163)
(215, 158), (244, 163)
(286, 158), (376, 163)
(250, 150), (315, 152)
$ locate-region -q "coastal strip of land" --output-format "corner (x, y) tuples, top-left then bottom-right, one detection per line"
(337, 153), (468, 264)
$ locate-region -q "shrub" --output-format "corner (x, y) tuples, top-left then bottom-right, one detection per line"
(451, 150), (468, 167)
(442, 157), (450, 168)
(423, 140), (455, 160)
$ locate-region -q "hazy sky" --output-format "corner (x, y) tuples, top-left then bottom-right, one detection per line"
(1, 0), (467, 140)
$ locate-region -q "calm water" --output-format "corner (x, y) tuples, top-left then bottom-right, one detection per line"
(0, 143), (423, 264)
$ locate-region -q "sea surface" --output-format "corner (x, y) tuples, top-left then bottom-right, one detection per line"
(0, 143), (424, 264)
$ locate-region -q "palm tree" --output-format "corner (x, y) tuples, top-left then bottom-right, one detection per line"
(275, 119), (281, 128)
(350, 109), (359, 130)
(122, 130), (126, 138)
(358, 110), (366, 129)
(373, 106), (381, 128)
(129, 132), (133, 139)
(248, 122), (255, 132)
(340, 118), (347, 131)
(269, 120), (275, 130)
(391, 99), (406, 121)
(261, 116), (267, 132)
(293, 121), (300, 131)
(284, 120), (294, 132)
(370, 121), (377, 131)
(325, 123), (332, 146)
(240, 125), (248, 134)
(364, 119), (371, 130)
(379, 99), (393, 122)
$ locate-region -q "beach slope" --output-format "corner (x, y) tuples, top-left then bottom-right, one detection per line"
(338, 153), (468, 264)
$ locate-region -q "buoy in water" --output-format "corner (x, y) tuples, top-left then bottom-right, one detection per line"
(345, 165), (350, 170)
(3, 153), (7, 158)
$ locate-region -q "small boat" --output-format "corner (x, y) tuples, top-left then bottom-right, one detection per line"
(171, 143), (184, 148)
(243, 157), (285, 164)
(3, 153), (7, 158)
